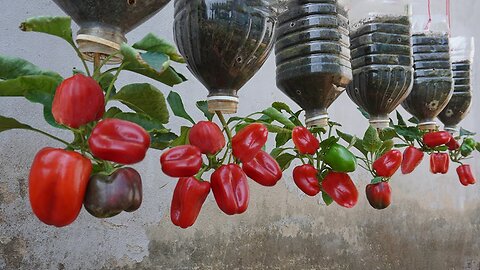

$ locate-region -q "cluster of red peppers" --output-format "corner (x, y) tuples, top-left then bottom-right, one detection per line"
(29, 74), (151, 226)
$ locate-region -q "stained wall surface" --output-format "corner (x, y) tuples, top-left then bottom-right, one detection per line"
(1, 0), (480, 269)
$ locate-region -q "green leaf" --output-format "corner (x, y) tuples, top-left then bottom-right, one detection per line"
(262, 107), (296, 129)
(320, 136), (339, 150)
(362, 126), (383, 153)
(0, 115), (34, 133)
(121, 44), (186, 87)
(104, 107), (123, 118)
(337, 130), (367, 155)
(476, 142), (480, 152)
(272, 102), (293, 114)
(167, 91), (195, 124)
(378, 139), (394, 156)
(132, 33), (185, 63)
(460, 127), (476, 137)
(170, 126), (190, 147)
(196, 101), (214, 121)
(394, 143), (410, 148)
(113, 112), (168, 133)
(150, 131), (178, 150)
(270, 147), (289, 158)
(275, 132), (292, 148)
(264, 124), (292, 134)
(98, 72), (117, 95)
(0, 55), (63, 81)
(396, 111), (406, 126)
(310, 126), (327, 134)
(322, 192), (334, 206)
(275, 153), (296, 170)
(357, 107), (370, 119)
(378, 128), (397, 141)
(370, 177), (384, 184)
(20, 16), (74, 45)
(408, 116), (419, 124)
(394, 125), (422, 142)
(113, 83), (169, 124)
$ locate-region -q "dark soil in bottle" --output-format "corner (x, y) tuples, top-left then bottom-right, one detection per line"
(438, 92), (472, 126)
(280, 3), (348, 21)
(352, 54), (411, 69)
(413, 52), (450, 61)
(276, 15), (348, 37)
(414, 60), (451, 69)
(412, 45), (449, 53)
(350, 32), (410, 49)
(276, 28), (349, 50)
(415, 68), (451, 78)
(276, 41), (350, 64)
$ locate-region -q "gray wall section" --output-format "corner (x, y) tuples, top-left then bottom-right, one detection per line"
(1, 0), (480, 269)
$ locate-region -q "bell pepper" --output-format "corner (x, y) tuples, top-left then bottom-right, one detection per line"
(373, 150), (402, 177)
(430, 153), (449, 174)
(292, 126), (320, 155)
(460, 138), (476, 157)
(401, 146), (424, 174)
(171, 177), (211, 228)
(456, 164), (476, 186)
(211, 164), (249, 215)
(365, 181), (392, 210)
(88, 118), (150, 164)
(29, 148), (92, 227)
(242, 150), (282, 187)
(84, 167), (142, 218)
(321, 172), (358, 208)
(423, 131), (452, 148)
(292, 164), (320, 196)
(52, 74), (105, 128)
(232, 123), (268, 163)
(188, 121), (225, 155)
(446, 139), (460, 151)
(323, 143), (357, 172)
(160, 145), (203, 177)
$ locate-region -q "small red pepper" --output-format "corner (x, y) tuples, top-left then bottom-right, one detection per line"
(292, 164), (320, 196)
(88, 118), (151, 164)
(29, 148), (92, 227)
(423, 131), (452, 148)
(321, 172), (358, 208)
(160, 145), (203, 177)
(373, 150), (402, 177)
(232, 123), (268, 163)
(171, 177), (211, 229)
(401, 146), (424, 174)
(292, 126), (320, 155)
(365, 181), (392, 210)
(52, 74), (105, 128)
(211, 164), (249, 215)
(430, 153), (449, 174)
(188, 121), (226, 155)
(446, 139), (460, 151)
(456, 164), (476, 186)
(242, 151), (282, 187)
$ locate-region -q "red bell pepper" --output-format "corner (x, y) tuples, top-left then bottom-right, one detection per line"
(242, 150), (282, 186)
(29, 148), (92, 227)
(88, 118), (150, 164)
(423, 131), (452, 148)
(321, 172), (358, 208)
(373, 150), (402, 177)
(232, 123), (268, 163)
(292, 164), (320, 196)
(211, 164), (249, 215)
(160, 145), (203, 177)
(188, 121), (226, 155)
(401, 146), (424, 174)
(52, 74), (105, 128)
(456, 164), (476, 186)
(292, 126), (320, 155)
(430, 153), (449, 174)
(84, 167), (142, 218)
(171, 177), (211, 228)
(365, 181), (392, 210)
(446, 139), (460, 151)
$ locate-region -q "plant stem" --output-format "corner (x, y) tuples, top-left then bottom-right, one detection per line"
(30, 128), (70, 146)
(93, 52), (120, 78)
(71, 44), (91, 77)
(105, 63), (125, 103)
(216, 111), (232, 141)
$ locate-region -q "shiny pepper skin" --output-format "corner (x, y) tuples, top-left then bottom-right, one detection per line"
(430, 153), (449, 174)
(52, 74), (105, 128)
(29, 148), (92, 227)
(292, 164), (320, 196)
(88, 119), (151, 164)
(160, 145), (202, 177)
(84, 168), (142, 218)
(365, 182), (392, 210)
(446, 139), (460, 151)
(423, 131), (452, 148)
(321, 172), (358, 208)
(456, 165), (476, 186)
(401, 146), (424, 174)
(171, 177), (211, 229)
(292, 126), (320, 155)
(211, 164), (249, 215)
(242, 151), (282, 187)
(323, 143), (357, 172)
(232, 123), (268, 163)
(188, 121), (225, 155)
(373, 150), (402, 177)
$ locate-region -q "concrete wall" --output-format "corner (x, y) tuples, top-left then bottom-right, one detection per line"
(1, 0), (479, 269)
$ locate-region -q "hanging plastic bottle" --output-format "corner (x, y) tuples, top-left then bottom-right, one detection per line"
(275, 0), (352, 127)
(346, 0), (413, 129)
(438, 36), (475, 134)
(52, 0), (171, 63)
(402, 0), (454, 130)
(174, 0), (277, 114)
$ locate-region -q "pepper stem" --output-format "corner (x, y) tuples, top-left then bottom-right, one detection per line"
(216, 111), (232, 142)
